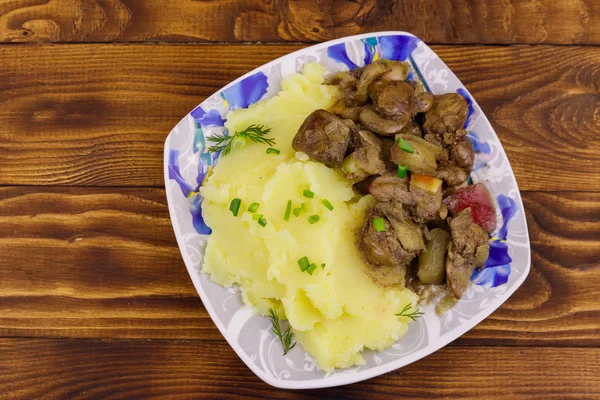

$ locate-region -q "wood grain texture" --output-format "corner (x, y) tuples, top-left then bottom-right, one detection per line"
(1, 187), (599, 343)
(1, 339), (599, 399)
(1, 0), (600, 45)
(0, 44), (599, 190)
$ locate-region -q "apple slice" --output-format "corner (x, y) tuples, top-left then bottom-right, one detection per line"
(443, 183), (497, 233)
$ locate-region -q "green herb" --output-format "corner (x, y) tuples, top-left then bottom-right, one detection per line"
(268, 308), (297, 355)
(258, 216), (267, 227)
(208, 124), (275, 156)
(284, 200), (292, 221)
(395, 303), (424, 322)
(321, 263), (326, 269)
(229, 198), (241, 217)
(307, 263), (317, 275)
(397, 165), (408, 178)
(266, 147), (280, 155)
(298, 256), (310, 272)
(248, 202), (260, 213)
(397, 137), (414, 154)
(373, 217), (386, 232)
(321, 199), (334, 211)
(303, 189), (315, 198)
(308, 215), (320, 224)
(293, 203), (307, 217)
(252, 213), (263, 220)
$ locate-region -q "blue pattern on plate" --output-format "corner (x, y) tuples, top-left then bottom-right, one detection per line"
(467, 131), (491, 171)
(457, 88), (474, 128)
(471, 195), (518, 287)
(222, 72), (269, 110)
(378, 35), (419, 61)
(327, 42), (359, 70)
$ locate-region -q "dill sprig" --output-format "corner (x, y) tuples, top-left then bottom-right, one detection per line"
(268, 308), (296, 355)
(208, 124), (275, 156)
(395, 303), (424, 322)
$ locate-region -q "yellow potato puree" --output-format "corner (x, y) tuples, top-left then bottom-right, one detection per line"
(200, 63), (418, 371)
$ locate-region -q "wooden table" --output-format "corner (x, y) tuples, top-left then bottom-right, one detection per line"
(1, 1), (599, 398)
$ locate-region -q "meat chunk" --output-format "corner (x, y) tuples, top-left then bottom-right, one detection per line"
(359, 208), (415, 267)
(412, 91), (434, 114)
(450, 137), (475, 170)
(423, 93), (469, 143)
(373, 81), (413, 122)
(292, 110), (351, 167)
(443, 183), (497, 233)
(408, 185), (443, 223)
(368, 173), (413, 204)
(342, 130), (386, 183)
(446, 209), (489, 298)
(435, 161), (469, 187)
(359, 106), (409, 136)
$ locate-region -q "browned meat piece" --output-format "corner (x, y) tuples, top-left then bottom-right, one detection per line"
(354, 175), (378, 195)
(423, 93), (469, 141)
(373, 81), (413, 122)
(379, 136), (397, 171)
(342, 146), (386, 184)
(380, 60), (409, 82)
(377, 201), (426, 252)
(368, 173), (413, 204)
(412, 91), (434, 114)
(358, 205), (416, 269)
(356, 62), (391, 103)
(330, 99), (362, 122)
(435, 161), (469, 186)
(450, 137), (475, 170)
(359, 106), (409, 136)
(292, 110), (350, 167)
(398, 119), (423, 137)
(446, 209), (489, 298)
(408, 185), (443, 223)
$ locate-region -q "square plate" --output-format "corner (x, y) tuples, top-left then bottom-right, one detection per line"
(164, 32), (530, 389)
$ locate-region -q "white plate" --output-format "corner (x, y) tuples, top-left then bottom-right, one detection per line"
(164, 32), (531, 389)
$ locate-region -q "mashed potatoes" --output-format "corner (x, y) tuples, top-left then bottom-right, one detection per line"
(200, 63), (417, 371)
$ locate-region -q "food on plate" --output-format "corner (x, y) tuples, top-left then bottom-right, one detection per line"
(199, 60), (496, 371)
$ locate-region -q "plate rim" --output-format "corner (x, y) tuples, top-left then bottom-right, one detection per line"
(163, 31), (531, 390)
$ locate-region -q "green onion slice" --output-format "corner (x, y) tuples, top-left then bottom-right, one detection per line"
(252, 213), (263, 220)
(298, 256), (310, 272)
(284, 200), (292, 221)
(397, 137), (414, 154)
(248, 202), (260, 213)
(373, 217), (386, 232)
(308, 214), (320, 224)
(303, 189), (315, 198)
(229, 198), (241, 216)
(321, 263), (326, 269)
(321, 199), (333, 211)
(258, 217), (267, 227)
(307, 263), (317, 275)
(293, 207), (302, 217)
(397, 165), (408, 178)
(266, 147), (280, 155)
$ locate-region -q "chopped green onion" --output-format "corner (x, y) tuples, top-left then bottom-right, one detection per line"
(284, 200), (292, 221)
(229, 198), (241, 216)
(397, 137), (414, 154)
(298, 256), (310, 272)
(266, 147), (280, 155)
(307, 263), (317, 275)
(258, 217), (267, 227)
(321, 263), (326, 269)
(303, 189), (314, 198)
(252, 213), (263, 220)
(293, 207), (302, 217)
(308, 214), (320, 224)
(373, 217), (386, 232)
(248, 202), (260, 213)
(321, 199), (334, 211)
(397, 165), (408, 178)
(301, 203), (307, 211)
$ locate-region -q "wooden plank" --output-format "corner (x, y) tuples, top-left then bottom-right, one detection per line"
(0, 44), (599, 190)
(1, 187), (599, 344)
(1, 339), (598, 399)
(1, 0), (600, 45)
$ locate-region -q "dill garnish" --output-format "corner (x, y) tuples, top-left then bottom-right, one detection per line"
(268, 308), (296, 355)
(208, 124), (275, 156)
(395, 303), (424, 322)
